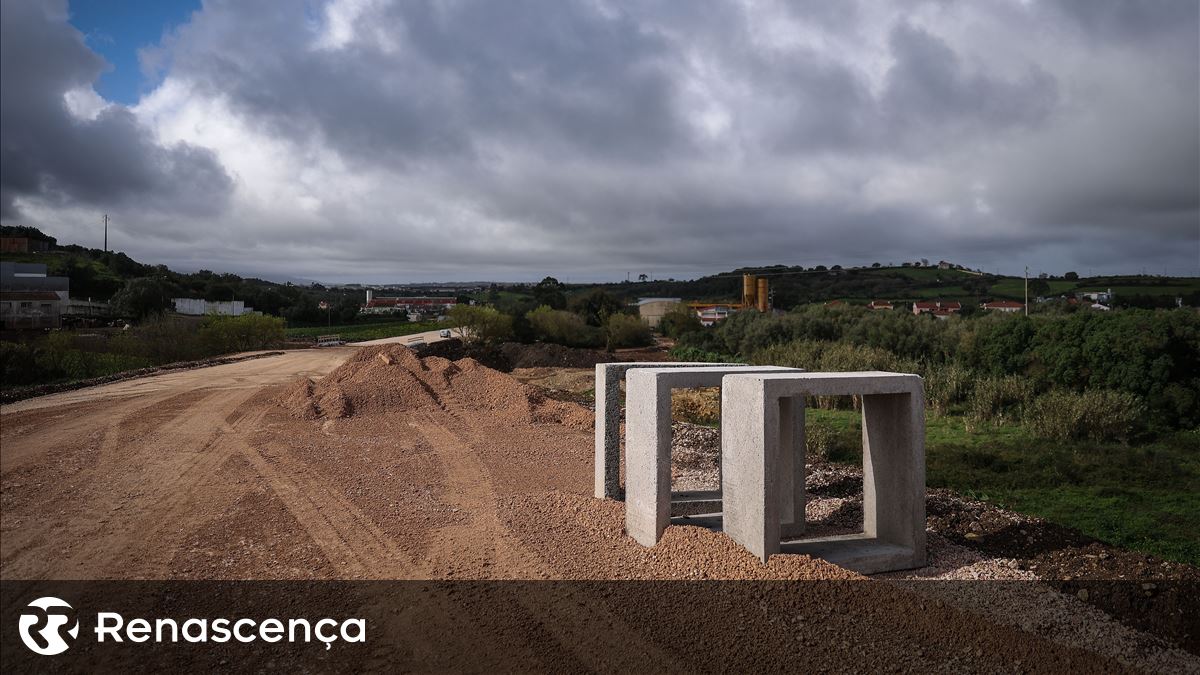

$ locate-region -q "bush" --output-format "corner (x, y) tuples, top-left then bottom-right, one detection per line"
(671, 388), (720, 426)
(605, 313), (653, 349)
(0, 336), (152, 387)
(669, 346), (732, 363)
(449, 305), (515, 344)
(658, 304), (703, 339)
(526, 305), (603, 348)
(965, 375), (1034, 430)
(198, 314), (286, 354)
(805, 419), (840, 462)
(924, 362), (976, 416)
(1026, 389), (1145, 443)
(112, 316), (206, 363)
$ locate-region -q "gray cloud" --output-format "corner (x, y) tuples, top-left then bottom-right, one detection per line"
(2, 0), (1196, 280)
(0, 0), (232, 219)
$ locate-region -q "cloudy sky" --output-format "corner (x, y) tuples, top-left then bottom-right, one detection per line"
(2, 0), (1197, 282)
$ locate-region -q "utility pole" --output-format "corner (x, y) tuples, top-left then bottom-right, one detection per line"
(1024, 266), (1029, 316)
(103, 214), (108, 252)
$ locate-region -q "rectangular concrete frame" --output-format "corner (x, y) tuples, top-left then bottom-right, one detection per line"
(623, 365), (805, 548)
(594, 361), (741, 500)
(721, 371), (926, 574)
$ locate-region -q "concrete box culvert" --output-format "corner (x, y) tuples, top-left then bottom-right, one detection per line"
(620, 365), (805, 547)
(720, 371), (926, 574)
(593, 362), (742, 501)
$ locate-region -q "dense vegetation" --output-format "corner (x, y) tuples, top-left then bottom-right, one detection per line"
(673, 304), (1198, 437)
(1, 314), (286, 387)
(452, 277), (653, 350)
(662, 304), (1199, 564)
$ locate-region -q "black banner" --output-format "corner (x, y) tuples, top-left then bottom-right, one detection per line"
(2, 581), (1196, 673)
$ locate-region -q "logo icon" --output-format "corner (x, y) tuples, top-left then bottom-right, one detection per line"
(18, 597), (79, 655)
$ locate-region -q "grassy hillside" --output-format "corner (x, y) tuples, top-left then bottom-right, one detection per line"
(590, 265), (1199, 310)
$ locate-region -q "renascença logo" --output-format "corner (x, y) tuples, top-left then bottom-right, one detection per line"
(18, 597), (79, 655)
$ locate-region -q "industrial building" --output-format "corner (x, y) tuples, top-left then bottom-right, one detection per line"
(361, 289), (457, 316)
(172, 298), (257, 316)
(0, 262), (69, 329)
(634, 298), (682, 327)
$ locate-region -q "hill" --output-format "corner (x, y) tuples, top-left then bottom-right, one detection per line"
(581, 264), (1200, 310)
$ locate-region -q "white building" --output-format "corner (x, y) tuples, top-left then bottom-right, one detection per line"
(172, 298), (257, 316)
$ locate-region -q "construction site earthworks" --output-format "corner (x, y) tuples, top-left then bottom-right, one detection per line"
(1, 341), (1197, 672)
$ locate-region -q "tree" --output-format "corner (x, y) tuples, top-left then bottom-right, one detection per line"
(569, 288), (624, 326)
(1028, 278), (1051, 298)
(605, 313), (653, 350)
(533, 276), (567, 309)
(871, 262), (881, 268)
(111, 277), (177, 321)
(526, 305), (602, 347)
(658, 304), (703, 339)
(1064, 271), (1079, 281)
(447, 305), (513, 344)
(638, 273), (648, 282)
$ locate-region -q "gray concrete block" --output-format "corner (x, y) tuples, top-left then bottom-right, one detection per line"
(721, 371), (925, 573)
(593, 361), (740, 500)
(622, 365), (803, 547)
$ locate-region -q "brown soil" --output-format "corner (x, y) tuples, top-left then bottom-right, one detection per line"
(2, 347), (1195, 671)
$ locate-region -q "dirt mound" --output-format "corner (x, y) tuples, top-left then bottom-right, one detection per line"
(282, 345), (440, 419)
(444, 358), (593, 428)
(281, 344), (592, 428)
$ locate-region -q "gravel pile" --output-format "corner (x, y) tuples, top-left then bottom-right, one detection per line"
(281, 344), (592, 429)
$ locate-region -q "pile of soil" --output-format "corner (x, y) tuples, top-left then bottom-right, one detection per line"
(281, 344), (592, 428)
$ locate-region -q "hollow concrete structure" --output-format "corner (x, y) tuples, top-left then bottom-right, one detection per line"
(720, 371), (925, 573)
(623, 365), (804, 547)
(593, 362), (740, 500)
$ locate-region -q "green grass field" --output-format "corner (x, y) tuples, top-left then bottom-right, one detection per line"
(285, 320), (440, 341)
(807, 408), (1200, 565)
(988, 278), (1079, 299)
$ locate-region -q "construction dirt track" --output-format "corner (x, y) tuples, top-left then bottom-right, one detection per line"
(2, 345), (1196, 672)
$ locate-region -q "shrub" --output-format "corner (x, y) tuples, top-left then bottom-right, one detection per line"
(605, 313), (654, 349)
(199, 314), (286, 354)
(658, 305), (704, 339)
(669, 346), (732, 363)
(924, 362), (976, 416)
(112, 315), (206, 363)
(449, 305), (515, 344)
(805, 419), (839, 462)
(671, 388), (721, 426)
(965, 375), (1034, 430)
(1026, 389), (1145, 443)
(526, 305), (603, 348)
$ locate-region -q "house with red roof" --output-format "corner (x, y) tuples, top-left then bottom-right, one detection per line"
(981, 300), (1024, 313)
(912, 300), (961, 318)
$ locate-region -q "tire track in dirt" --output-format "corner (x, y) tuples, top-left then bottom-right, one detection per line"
(19, 390), (262, 579)
(229, 421), (420, 579)
(397, 363), (681, 669)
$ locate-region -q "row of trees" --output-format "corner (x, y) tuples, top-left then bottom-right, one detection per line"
(672, 304), (1199, 435)
(448, 279), (653, 350)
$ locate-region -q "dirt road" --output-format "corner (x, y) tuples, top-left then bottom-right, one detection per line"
(1, 345), (1192, 671)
